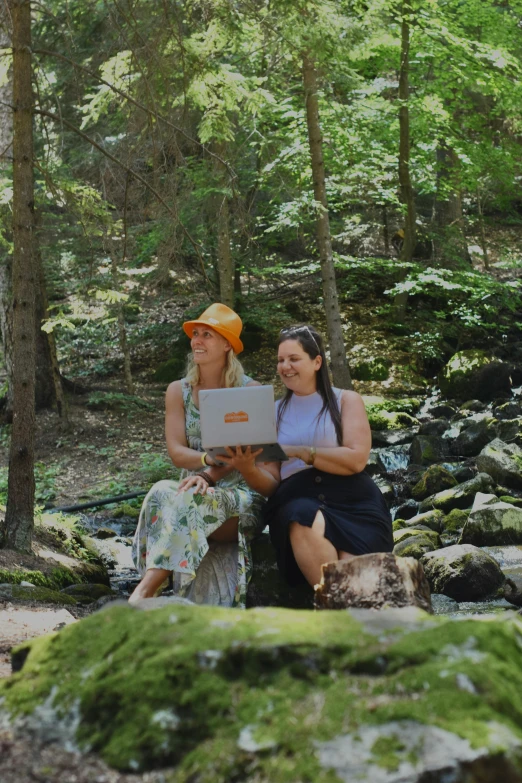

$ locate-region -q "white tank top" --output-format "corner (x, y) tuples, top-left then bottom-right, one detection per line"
(277, 389), (343, 481)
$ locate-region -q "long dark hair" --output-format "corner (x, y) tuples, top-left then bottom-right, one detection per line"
(276, 324), (343, 445)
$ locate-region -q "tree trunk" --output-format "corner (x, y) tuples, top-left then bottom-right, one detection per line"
(213, 143), (234, 309)
(477, 187), (490, 270)
(2, 0), (36, 552)
(302, 53), (351, 389)
(398, 2), (416, 263)
(432, 142), (468, 268)
(35, 240), (68, 420)
(0, 7), (14, 413)
(314, 552), (433, 613)
(394, 1), (416, 318)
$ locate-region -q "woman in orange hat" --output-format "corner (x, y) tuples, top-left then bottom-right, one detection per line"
(130, 303), (280, 607)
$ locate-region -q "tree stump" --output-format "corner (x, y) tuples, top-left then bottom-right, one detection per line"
(314, 553), (432, 613)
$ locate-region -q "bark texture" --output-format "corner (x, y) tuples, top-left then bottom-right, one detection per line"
(0, 8), (14, 411)
(214, 142), (234, 309)
(397, 2), (416, 264)
(314, 552), (433, 613)
(2, 0), (36, 552)
(302, 53), (351, 389)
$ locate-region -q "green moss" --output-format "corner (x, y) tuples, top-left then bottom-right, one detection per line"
(367, 410), (418, 432)
(371, 734), (407, 771)
(9, 585), (78, 605)
(442, 509), (469, 534)
(111, 502), (140, 519)
(352, 359), (391, 382)
(2, 605), (522, 778)
(499, 496), (522, 508)
(0, 566), (79, 591)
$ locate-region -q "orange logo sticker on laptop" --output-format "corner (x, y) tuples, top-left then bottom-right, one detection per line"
(224, 411), (249, 423)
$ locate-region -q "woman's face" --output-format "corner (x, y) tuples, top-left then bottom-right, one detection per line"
(277, 339), (322, 394)
(191, 326), (230, 366)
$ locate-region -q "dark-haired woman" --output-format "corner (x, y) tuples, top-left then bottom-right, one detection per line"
(265, 325), (393, 588)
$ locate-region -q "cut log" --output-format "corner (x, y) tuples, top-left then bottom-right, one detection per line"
(314, 552), (432, 613)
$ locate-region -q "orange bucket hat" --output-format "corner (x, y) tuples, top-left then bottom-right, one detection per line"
(182, 303), (244, 354)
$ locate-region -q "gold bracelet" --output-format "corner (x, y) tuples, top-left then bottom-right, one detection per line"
(308, 446), (316, 466)
(201, 452), (208, 467)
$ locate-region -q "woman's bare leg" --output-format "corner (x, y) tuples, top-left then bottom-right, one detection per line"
(338, 550), (355, 561)
(289, 511), (338, 588)
(208, 516), (239, 542)
(128, 568), (171, 603)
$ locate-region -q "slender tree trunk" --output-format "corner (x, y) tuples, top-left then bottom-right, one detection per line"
(394, 1), (416, 318)
(432, 141), (467, 267)
(0, 8), (14, 413)
(398, 2), (416, 263)
(2, 0), (36, 552)
(476, 187), (490, 270)
(35, 240), (68, 420)
(213, 143), (234, 308)
(302, 53), (351, 389)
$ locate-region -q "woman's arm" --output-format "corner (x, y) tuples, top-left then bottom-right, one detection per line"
(284, 391), (371, 476)
(218, 446), (281, 497)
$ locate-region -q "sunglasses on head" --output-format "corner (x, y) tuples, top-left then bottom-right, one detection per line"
(279, 325), (321, 351)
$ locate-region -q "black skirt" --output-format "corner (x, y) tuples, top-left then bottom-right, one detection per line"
(264, 468), (393, 586)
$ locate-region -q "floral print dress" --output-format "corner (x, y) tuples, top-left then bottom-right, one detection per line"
(132, 377), (265, 608)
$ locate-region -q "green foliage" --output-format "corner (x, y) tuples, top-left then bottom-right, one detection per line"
(138, 453), (179, 485)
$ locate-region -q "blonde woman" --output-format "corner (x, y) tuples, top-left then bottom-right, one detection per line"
(130, 303), (279, 607)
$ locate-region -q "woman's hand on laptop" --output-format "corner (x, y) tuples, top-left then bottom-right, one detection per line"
(218, 445), (263, 475)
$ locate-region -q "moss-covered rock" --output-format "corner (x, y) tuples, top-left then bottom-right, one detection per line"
(61, 584), (116, 604)
(476, 439), (522, 491)
(453, 418), (498, 457)
(409, 435), (448, 466)
(2, 604), (522, 778)
(394, 533), (440, 560)
(418, 472), (495, 514)
(0, 583), (77, 605)
(459, 493), (522, 546)
(403, 509), (445, 533)
(367, 410), (419, 432)
(421, 544), (505, 601)
(442, 508), (470, 534)
(499, 495), (522, 508)
(438, 350), (512, 402)
(411, 465), (458, 501)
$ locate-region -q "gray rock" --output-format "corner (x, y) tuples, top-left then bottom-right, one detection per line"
(394, 534), (440, 560)
(418, 418), (450, 436)
(493, 401), (521, 420)
(459, 399), (487, 412)
(403, 509), (445, 532)
(61, 583), (115, 603)
(95, 526), (118, 539)
(428, 403), (457, 419)
(495, 418), (522, 444)
(409, 435), (449, 466)
(371, 427), (418, 447)
(453, 418), (497, 457)
(394, 499), (418, 520)
(476, 438), (522, 490)
(316, 720), (521, 783)
(418, 472), (495, 514)
(459, 492), (522, 546)
(421, 544), (505, 601)
(503, 576), (522, 607)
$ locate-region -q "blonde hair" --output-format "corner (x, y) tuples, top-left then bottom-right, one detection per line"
(185, 349), (245, 388)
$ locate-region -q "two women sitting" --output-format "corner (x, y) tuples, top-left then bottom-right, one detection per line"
(130, 303), (393, 606)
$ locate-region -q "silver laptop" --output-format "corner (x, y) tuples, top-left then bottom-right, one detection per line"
(199, 385), (288, 463)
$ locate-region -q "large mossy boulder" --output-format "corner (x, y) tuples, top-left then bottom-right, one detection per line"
(2, 604), (522, 778)
(421, 544), (505, 601)
(476, 439), (522, 491)
(411, 465), (458, 501)
(393, 532), (440, 560)
(418, 472), (495, 514)
(438, 350), (512, 402)
(403, 509), (445, 532)
(459, 492), (522, 547)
